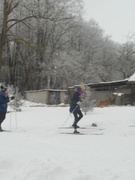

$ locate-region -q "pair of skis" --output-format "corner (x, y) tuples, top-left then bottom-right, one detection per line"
(59, 126), (104, 135)
(60, 132), (103, 135)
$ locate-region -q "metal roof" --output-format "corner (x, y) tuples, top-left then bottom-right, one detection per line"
(86, 79), (129, 88)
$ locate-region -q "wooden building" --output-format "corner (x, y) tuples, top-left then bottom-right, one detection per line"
(86, 78), (135, 106)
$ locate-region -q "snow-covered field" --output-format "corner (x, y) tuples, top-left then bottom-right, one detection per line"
(1, 102), (135, 180)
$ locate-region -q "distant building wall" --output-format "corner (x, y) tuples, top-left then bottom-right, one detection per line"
(25, 89), (67, 105)
(88, 81), (134, 106)
(25, 90), (47, 104)
(90, 91), (111, 101)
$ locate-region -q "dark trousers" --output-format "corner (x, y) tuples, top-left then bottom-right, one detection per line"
(0, 112), (6, 128)
(73, 109), (83, 129)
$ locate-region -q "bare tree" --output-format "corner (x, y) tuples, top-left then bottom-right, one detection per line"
(114, 41), (135, 79)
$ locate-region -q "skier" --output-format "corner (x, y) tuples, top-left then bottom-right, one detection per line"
(69, 82), (85, 133)
(0, 86), (14, 131)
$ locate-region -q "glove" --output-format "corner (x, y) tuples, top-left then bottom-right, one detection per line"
(77, 101), (81, 105)
(10, 96), (14, 100)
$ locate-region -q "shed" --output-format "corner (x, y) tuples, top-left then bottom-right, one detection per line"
(25, 89), (68, 105)
(86, 78), (135, 106)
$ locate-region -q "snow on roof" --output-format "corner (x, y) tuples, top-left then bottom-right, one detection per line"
(128, 73), (135, 82)
(86, 79), (129, 87)
(25, 89), (67, 93)
(69, 79), (129, 89)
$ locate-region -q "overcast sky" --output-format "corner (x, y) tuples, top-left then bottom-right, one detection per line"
(83, 0), (135, 43)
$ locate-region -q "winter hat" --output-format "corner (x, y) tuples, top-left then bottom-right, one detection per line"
(1, 86), (7, 92)
(80, 82), (85, 90)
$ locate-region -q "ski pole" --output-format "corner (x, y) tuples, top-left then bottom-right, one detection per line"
(15, 96), (17, 130)
(9, 105), (12, 131)
(57, 105), (78, 134)
(15, 107), (17, 130)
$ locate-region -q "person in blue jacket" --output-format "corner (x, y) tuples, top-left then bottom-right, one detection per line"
(69, 82), (85, 133)
(0, 86), (14, 131)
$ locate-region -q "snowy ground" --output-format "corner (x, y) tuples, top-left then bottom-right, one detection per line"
(1, 102), (135, 180)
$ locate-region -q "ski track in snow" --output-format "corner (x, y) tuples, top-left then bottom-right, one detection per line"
(1, 104), (135, 180)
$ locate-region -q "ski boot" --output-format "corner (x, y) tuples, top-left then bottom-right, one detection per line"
(73, 129), (80, 134)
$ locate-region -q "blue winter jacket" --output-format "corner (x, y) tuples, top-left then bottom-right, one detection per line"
(0, 91), (9, 112)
